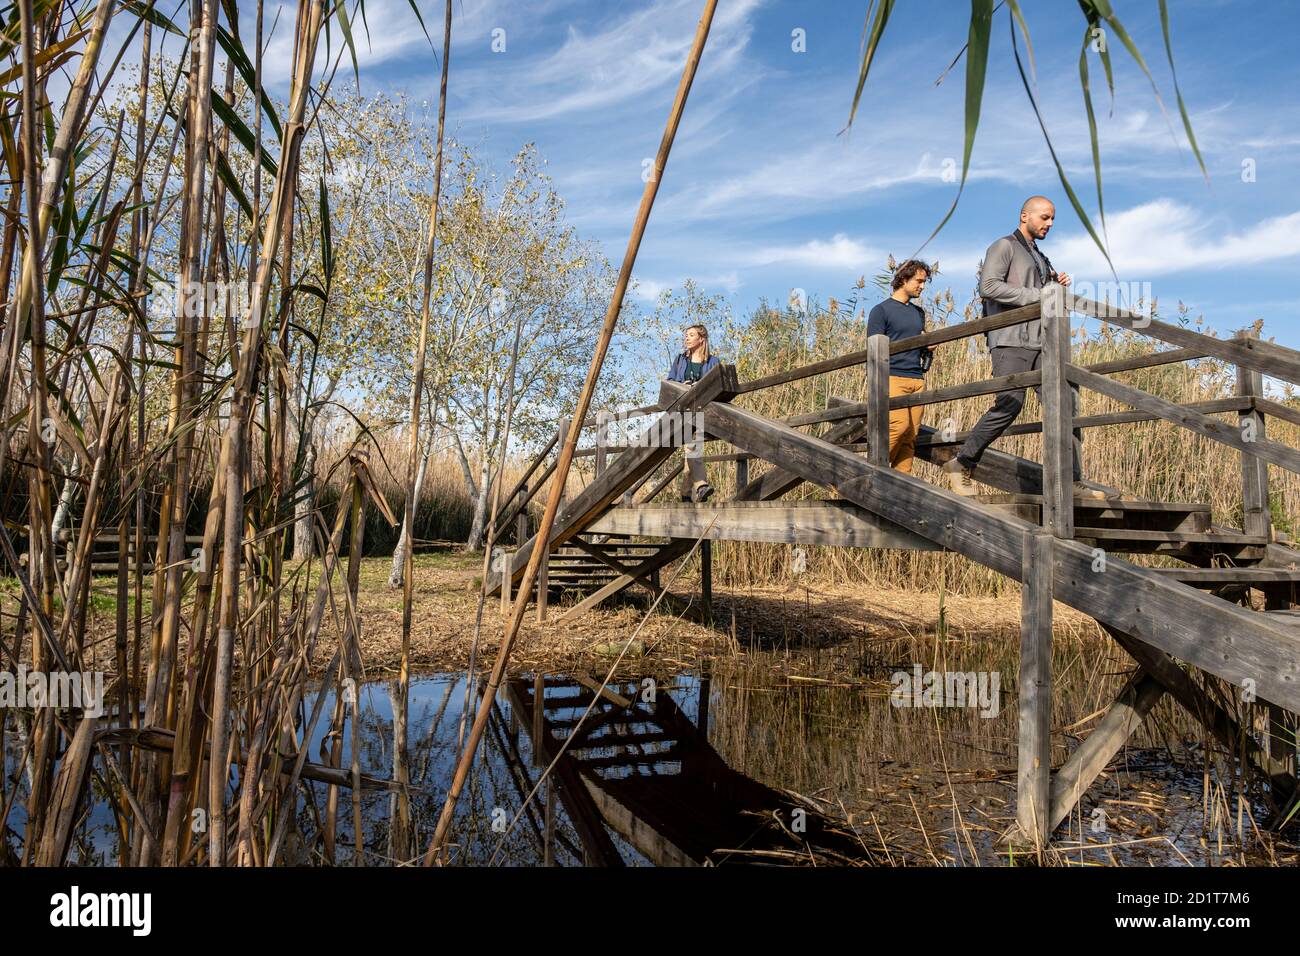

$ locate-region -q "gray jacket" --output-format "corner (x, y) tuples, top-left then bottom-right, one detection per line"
(979, 234), (1052, 350)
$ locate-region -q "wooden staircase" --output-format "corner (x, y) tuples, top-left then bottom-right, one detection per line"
(538, 534), (681, 605)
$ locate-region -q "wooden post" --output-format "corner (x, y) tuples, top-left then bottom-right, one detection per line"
(700, 540), (712, 626)
(1039, 283), (1073, 538)
(543, 781), (557, 866)
(556, 417), (570, 510)
(620, 452), (634, 504)
(595, 433), (607, 479)
(1017, 530), (1054, 845)
(1236, 328), (1271, 540)
(536, 538), (549, 623)
(500, 550), (513, 615)
(865, 333), (890, 467)
(696, 672), (711, 737)
(1263, 586), (1296, 789)
(735, 455), (748, 492)
(532, 673), (545, 768)
(515, 508), (527, 547)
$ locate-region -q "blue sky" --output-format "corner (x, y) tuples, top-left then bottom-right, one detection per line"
(136, 0), (1300, 351)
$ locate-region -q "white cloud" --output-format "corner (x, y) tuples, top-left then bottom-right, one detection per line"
(632, 278), (668, 303)
(741, 233), (882, 271)
(1050, 199), (1300, 279)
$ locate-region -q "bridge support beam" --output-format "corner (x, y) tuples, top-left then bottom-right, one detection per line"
(1048, 670), (1165, 835)
(1017, 530), (1054, 845)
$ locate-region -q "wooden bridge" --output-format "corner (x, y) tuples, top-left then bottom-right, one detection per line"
(488, 286), (1300, 846)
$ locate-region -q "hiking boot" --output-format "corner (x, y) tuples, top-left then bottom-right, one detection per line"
(1072, 481), (1109, 501)
(942, 458), (978, 497)
(692, 480), (714, 503)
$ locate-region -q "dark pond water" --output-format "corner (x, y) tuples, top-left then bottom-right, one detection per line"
(2, 651), (1293, 866)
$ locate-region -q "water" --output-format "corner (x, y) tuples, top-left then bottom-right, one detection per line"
(2, 645), (1292, 865)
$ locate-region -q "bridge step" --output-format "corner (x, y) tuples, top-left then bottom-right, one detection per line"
(1147, 567), (1300, 587)
(978, 494), (1211, 533)
(1073, 527), (1268, 555)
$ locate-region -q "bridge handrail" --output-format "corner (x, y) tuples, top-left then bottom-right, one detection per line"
(731, 291), (1300, 397)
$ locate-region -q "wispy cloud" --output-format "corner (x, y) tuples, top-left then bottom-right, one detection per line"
(451, 0), (763, 124)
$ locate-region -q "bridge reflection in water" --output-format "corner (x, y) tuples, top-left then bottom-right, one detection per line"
(504, 675), (870, 866)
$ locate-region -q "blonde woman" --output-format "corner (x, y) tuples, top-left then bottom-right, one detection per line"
(667, 324), (719, 501)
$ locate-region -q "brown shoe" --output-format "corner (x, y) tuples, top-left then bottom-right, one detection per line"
(1072, 481), (1109, 501)
(942, 458), (978, 497)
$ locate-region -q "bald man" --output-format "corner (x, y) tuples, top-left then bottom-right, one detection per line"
(941, 196), (1106, 499)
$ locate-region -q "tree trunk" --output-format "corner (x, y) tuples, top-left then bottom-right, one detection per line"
(465, 455), (491, 551)
(50, 454), (79, 542)
(293, 443), (316, 560)
(451, 431), (477, 502)
(387, 446), (429, 588)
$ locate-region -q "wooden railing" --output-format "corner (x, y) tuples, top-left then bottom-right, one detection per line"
(490, 402), (661, 542)
(495, 285), (1300, 546)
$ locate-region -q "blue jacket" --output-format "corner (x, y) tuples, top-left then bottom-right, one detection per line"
(667, 351), (720, 383)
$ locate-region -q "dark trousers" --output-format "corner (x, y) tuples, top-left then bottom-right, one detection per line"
(956, 346), (1082, 480)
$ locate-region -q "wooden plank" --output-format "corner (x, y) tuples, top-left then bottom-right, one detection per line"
(500, 550), (512, 615)
(1067, 292), (1300, 385)
(1146, 567), (1300, 585)
(736, 300), (1044, 394)
(1255, 396), (1300, 429)
(972, 494), (1208, 513)
(696, 396), (1300, 711)
(492, 430), (559, 527)
(912, 398), (1249, 447)
(1068, 362), (1300, 475)
(1017, 531), (1054, 844)
(587, 500), (938, 550)
(782, 347), (1207, 430)
(536, 542), (549, 623)
(733, 410), (872, 501)
(1040, 284), (1074, 538)
(1237, 329), (1271, 540)
(1075, 528), (1268, 545)
(1048, 671), (1166, 833)
(1263, 588), (1298, 792)
(1103, 625), (1282, 784)
(701, 541), (713, 626)
(865, 333), (890, 466)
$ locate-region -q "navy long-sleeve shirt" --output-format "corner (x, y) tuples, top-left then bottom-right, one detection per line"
(866, 298), (927, 378)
